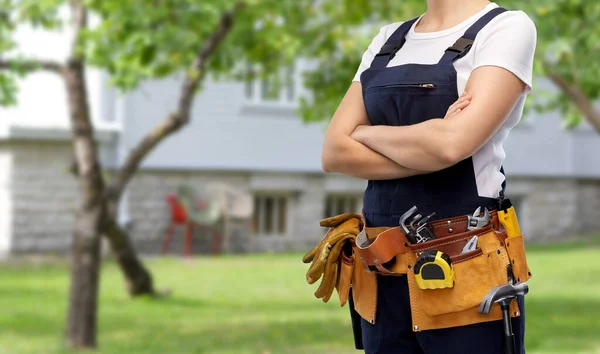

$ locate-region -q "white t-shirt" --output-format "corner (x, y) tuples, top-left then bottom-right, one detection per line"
(353, 2), (537, 199)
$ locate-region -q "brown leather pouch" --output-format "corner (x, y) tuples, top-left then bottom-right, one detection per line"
(351, 249), (378, 324)
(505, 234), (532, 283)
(336, 251), (355, 307)
(406, 228), (522, 331)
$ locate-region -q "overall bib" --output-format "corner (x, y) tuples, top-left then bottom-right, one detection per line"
(355, 7), (526, 354)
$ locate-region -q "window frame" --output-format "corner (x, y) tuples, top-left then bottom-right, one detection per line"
(243, 62), (299, 109)
(252, 192), (292, 238)
(323, 194), (362, 219)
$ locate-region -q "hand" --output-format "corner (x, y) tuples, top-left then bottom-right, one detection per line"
(444, 91), (472, 119)
(350, 125), (370, 143)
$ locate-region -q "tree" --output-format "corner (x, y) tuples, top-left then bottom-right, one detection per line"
(0, 0), (317, 349)
(1, 0), (399, 349)
(1, 0), (597, 350)
(299, 0), (600, 133)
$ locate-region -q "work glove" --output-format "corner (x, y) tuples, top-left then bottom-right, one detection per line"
(302, 214), (362, 303)
(302, 213), (362, 265)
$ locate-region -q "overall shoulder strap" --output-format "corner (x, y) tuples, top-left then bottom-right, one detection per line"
(439, 7), (507, 63)
(370, 17), (419, 70)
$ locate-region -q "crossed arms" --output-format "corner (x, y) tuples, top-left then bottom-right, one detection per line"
(321, 65), (527, 179)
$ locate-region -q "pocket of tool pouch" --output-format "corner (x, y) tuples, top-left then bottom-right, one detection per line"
(505, 234), (532, 283)
(417, 247), (509, 317)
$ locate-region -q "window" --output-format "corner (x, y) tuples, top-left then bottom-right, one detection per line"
(324, 195), (361, 219)
(252, 195), (288, 236)
(244, 63), (297, 104)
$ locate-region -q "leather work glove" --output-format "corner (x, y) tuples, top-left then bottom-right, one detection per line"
(302, 213), (362, 265)
(302, 214), (363, 303)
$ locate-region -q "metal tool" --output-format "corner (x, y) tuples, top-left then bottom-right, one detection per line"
(478, 282), (529, 354)
(461, 235), (478, 254)
(413, 216), (437, 243)
(399, 206), (418, 234)
(467, 206), (491, 231)
(409, 214), (422, 232)
(399, 206), (437, 244)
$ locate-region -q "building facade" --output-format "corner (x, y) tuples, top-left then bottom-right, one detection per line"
(1, 27), (599, 257)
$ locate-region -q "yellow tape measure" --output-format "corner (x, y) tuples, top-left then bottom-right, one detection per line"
(414, 250), (455, 290)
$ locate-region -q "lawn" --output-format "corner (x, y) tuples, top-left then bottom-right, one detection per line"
(0, 238), (599, 354)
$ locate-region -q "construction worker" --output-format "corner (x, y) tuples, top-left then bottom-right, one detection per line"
(321, 1), (536, 353)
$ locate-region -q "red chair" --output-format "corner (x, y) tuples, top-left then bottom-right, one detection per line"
(162, 194), (191, 255)
(162, 192), (222, 256)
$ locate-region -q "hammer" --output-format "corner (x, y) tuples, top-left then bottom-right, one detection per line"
(478, 282), (529, 354)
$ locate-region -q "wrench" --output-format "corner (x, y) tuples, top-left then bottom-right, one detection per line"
(409, 214), (423, 231)
(467, 206), (490, 231)
(399, 206), (419, 234)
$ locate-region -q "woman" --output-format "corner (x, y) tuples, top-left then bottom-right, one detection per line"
(321, 1), (536, 353)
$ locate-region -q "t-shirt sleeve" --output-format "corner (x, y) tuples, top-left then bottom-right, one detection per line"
(352, 24), (400, 83)
(472, 11), (537, 94)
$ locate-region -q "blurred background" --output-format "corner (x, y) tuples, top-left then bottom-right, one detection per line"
(0, 0), (599, 353)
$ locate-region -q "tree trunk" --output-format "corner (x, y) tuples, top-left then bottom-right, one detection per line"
(64, 59), (107, 349)
(104, 204), (154, 295)
(66, 207), (104, 348)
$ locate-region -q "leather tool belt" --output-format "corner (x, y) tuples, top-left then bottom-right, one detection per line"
(303, 202), (533, 333)
(352, 208), (532, 332)
(355, 210), (502, 275)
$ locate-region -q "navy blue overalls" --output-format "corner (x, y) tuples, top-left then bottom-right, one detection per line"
(350, 7), (526, 354)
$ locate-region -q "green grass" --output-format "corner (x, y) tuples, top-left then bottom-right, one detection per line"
(0, 238), (599, 354)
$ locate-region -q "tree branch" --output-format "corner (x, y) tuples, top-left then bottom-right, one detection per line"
(108, 1), (246, 199)
(0, 59), (64, 74)
(69, 0), (87, 62)
(548, 71), (600, 133)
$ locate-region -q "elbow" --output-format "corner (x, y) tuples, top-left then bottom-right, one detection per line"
(439, 147), (461, 166)
(321, 149), (338, 173)
(438, 144), (471, 167)
(321, 139), (347, 173)
(434, 126), (471, 167)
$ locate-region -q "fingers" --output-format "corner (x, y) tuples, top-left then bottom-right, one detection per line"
(446, 92), (472, 118)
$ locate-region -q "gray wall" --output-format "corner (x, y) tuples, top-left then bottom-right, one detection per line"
(113, 75), (600, 179)
(114, 70), (328, 173)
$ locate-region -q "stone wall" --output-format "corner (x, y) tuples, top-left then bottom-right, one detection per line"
(290, 176), (327, 251)
(506, 177), (599, 242)
(2, 140), (599, 255)
(6, 141), (78, 254)
(126, 171), (252, 255)
(576, 179), (600, 235)
(125, 171), (369, 255)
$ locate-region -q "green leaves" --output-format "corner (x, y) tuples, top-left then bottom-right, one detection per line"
(0, 0), (599, 131)
(501, 0), (600, 130)
(15, 0), (64, 30)
(0, 72), (17, 106)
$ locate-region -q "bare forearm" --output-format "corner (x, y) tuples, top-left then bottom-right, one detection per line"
(353, 120), (454, 172)
(323, 136), (428, 180)
(351, 67), (528, 172)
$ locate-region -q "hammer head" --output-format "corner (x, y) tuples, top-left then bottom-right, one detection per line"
(478, 283), (529, 315)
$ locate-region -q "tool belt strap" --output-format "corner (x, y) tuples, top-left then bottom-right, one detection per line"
(356, 210), (501, 274)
